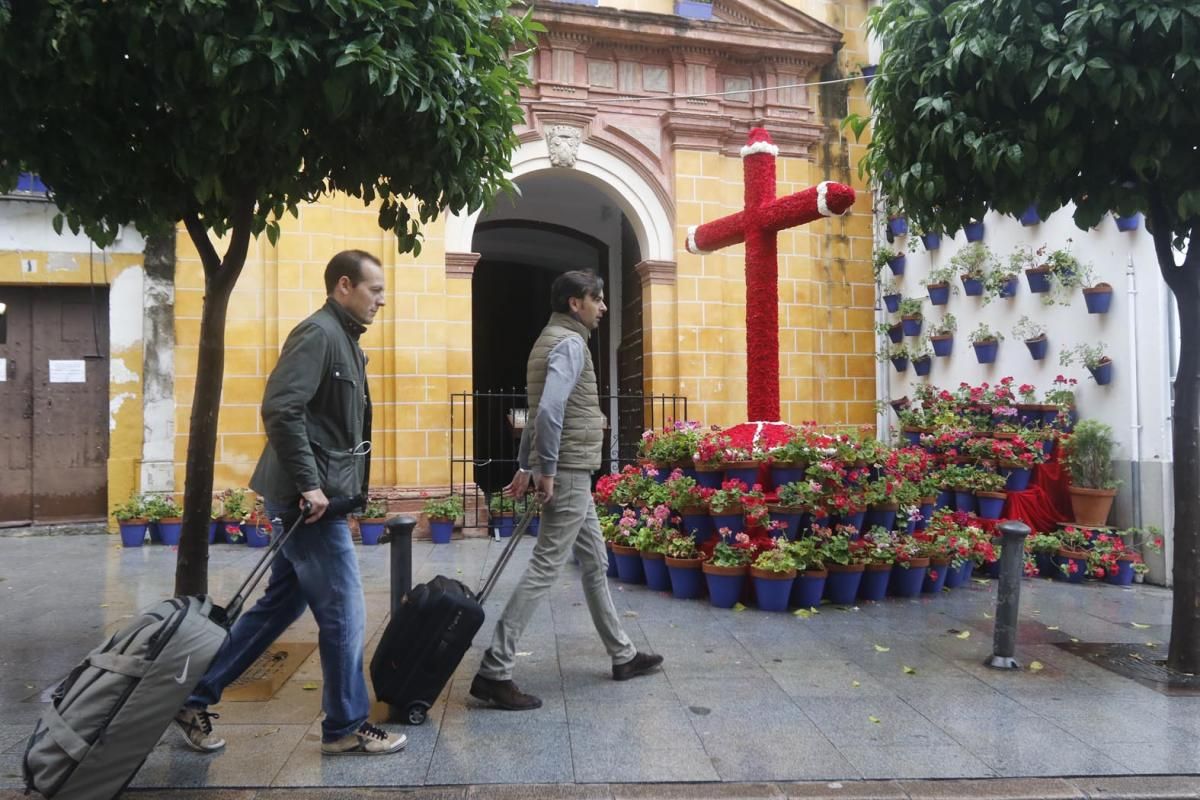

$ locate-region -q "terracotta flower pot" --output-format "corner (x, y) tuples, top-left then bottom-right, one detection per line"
(1068, 486), (1117, 526)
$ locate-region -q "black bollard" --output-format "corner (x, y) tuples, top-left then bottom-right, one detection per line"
(383, 515), (416, 722)
(986, 520), (1031, 670)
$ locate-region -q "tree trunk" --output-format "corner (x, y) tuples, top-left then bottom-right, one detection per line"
(174, 205), (255, 598)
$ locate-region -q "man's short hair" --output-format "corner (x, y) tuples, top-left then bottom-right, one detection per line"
(550, 270), (605, 313)
(324, 250), (381, 295)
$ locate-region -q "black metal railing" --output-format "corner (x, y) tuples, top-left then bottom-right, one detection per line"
(450, 390), (688, 529)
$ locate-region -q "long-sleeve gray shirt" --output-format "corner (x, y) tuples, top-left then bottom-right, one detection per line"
(517, 335), (586, 477)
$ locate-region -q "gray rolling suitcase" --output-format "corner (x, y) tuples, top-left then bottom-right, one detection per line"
(22, 505), (316, 800)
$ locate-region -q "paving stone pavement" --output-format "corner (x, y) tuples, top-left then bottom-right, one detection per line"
(2, 532), (1199, 797)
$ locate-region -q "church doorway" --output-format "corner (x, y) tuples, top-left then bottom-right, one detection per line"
(469, 172), (645, 494)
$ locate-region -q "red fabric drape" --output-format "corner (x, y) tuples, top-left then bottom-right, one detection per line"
(1000, 450), (1073, 534)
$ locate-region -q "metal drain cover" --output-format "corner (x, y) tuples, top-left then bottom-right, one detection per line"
(1054, 641), (1200, 695)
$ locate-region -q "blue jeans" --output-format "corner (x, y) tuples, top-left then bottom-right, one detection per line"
(188, 500), (369, 742)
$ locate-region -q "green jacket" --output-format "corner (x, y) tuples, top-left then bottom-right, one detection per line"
(249, 299), (373, 504)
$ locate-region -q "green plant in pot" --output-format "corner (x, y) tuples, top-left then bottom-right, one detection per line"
(1059, 342), (1114, 385)
(1060, 419), (1120, 526)
(948, 241), (998, 295)
(1041, 246), (1094, 307)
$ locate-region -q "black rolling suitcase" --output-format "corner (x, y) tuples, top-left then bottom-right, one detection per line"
(370, 505), (534, 724)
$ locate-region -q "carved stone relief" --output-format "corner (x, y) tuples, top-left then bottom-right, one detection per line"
(545, 124), (583, 168)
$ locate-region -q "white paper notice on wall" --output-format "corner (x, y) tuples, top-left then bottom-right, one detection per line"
(48, 359), (86, 383)
(0, 358), (6, 382)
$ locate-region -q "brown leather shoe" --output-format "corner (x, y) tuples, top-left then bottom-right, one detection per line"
(469, 674), (543, 710)
(612, 651), (664, 681)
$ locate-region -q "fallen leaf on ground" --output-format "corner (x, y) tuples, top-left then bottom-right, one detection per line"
(733, 603), (747, 612)
(1070, 637), (1080, 643)
(983, 612), (993, 619)
(1029, 661), (1044, 672)
(1047, 625), (1060, 631)
(956, 631), (971, 640)
(902, 666), (917, 675)
(873, 644), (890, 652)
(868, 715), (881, 724)
(851, 680), (861, 688)
(254, 727), (280, 738)
(1031, 609), (1040, 615)
(99, 604), (109, 608)
(302, 682), (319, 691)
(622, 611), (639, 618)
(971, 578), (989, 585)
(793, 609), (811, 619)
(516, 651), (532, 657)
(1146, 642), (1159, 648)
(1131, 622), (1151, 629)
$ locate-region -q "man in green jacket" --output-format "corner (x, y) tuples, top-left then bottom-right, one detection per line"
(174, 249), (407, 756)
(470, 270), (664, 711)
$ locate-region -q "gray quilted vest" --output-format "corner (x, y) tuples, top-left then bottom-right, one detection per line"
(526, 312), (605, 472)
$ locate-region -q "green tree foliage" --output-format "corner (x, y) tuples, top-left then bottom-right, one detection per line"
(851, 0), (1200, 672)
(0, 0), (537, 595)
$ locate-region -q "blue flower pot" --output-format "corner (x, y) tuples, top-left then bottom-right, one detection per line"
(962, 277), (984, 296)
(1019, 204), (1042, 226)
(883, 293), (902, 313)
(901, 317), (922, 337)
(642, 554), (672, 591)
(790, 571), (826, 608)
(902, 428), (923, 446)
(912, 356), (932, 377)
(1041, 437), (1056, 457)
(527, 516), (540, 537)
(923, 562), (950, 593)
(841, 509), (866, 534)
(724, 465), (761, 487)
(243, 522), (271, 548)
(427, 520), (453, 545)
(753, 571), (795, 612)
(1053, 553), (1088, 583)
(1004, 467), (1032, 492)
(119, 522), (147, 548)
(811, 515), (831, 531)
(999, 277), (1018, 298)
(864, 507), (897, 533)
(824, 566), (864, 605)
(861, 64), (878, 84)
(921, 232), (942, 251)
(710, 512), (743, 535)
(1084, 288), (1113, 314)
(495, 515), (516, 538)
(694, 469), (724, 489)
(157, 520), (183, 546)
(887, 217), (908, 236)
(1026, 270), (1051, 294)
(770, 465), (805, 490)
(887, 324), (904, 344)
(973, 340), (999, 363)
(858, 565), (891, 601)
(887, 254), (907, 276)
(964, 221), (986, 242)
(208, 521), (218, 544)
(927, 283), (950, 305)
(891, 356), (909, 373)
(919, 501), (934, 525)
(606, 545), (619, 577)
(681, 513), (714, 543)
(932, 335), (953, 357)
(890, 562), (928, 597)
(1106, 559), (1136, 586)
(612, 547), (645, 583)
(704, 568), (746, 609)
(1025, 336), (1048, 360)
(771, 509), (805, 541)
(147, 522), (162, 544)
(954, 491), (976, 514)
(1115, 213), (1141, 232)
(1090, 361), (1114, 385)
(667, 561), (705, 599)
(943, 560), (974, 589)
(976, 493), (1006, 520)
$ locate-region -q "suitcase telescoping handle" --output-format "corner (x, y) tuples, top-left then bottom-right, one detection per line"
(475, 503), (538, 604)
(222, 494), (361, 623)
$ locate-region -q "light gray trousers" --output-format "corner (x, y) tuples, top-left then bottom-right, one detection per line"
(478, 468), (636, 680)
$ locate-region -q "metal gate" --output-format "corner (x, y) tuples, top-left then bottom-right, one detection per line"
(450, 390), (688, 529)
(0, 286), (110, 525)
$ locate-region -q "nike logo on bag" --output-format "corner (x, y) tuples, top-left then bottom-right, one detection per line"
(174, 656), (190, 685)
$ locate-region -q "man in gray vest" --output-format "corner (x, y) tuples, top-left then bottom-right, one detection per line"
(470, 270), (664, 710)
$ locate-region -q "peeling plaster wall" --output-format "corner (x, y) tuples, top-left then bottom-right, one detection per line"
(106, 264), (145, 525)
(140, 232), (176, 495)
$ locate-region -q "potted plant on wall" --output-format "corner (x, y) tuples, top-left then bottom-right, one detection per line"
(1082, 277), (1115, 314)
(878, 340), (911, 373)
(968, 322), (1004, 364)
(921, 263), (957, 305)
(911, 222), (941, 251)
(1012, 316), (1048, 360)
(876, 319), (904, 345)
(898, 296), (924, 336)
(880, 276), (902, 313)
(1018, 202), (1043, 226)
(1012, 245), (1049, 293)
(1060, 342), (1114, 385)
(982, 256), (1021, 304)
(910, 336), (933, 376)
(1060, 419), (1120, 526)
(1113, 211), (1142, 232)
(929, 312), (956, 357)
(1042, 245), (1091, 307)
(963, 218), (986, 242)
(885, 199), (907, 237)
(874, 244), (906, 278)
(949, 242), (997, 297)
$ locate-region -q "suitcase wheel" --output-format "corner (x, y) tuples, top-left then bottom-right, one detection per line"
(405, 703), (429, 725)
